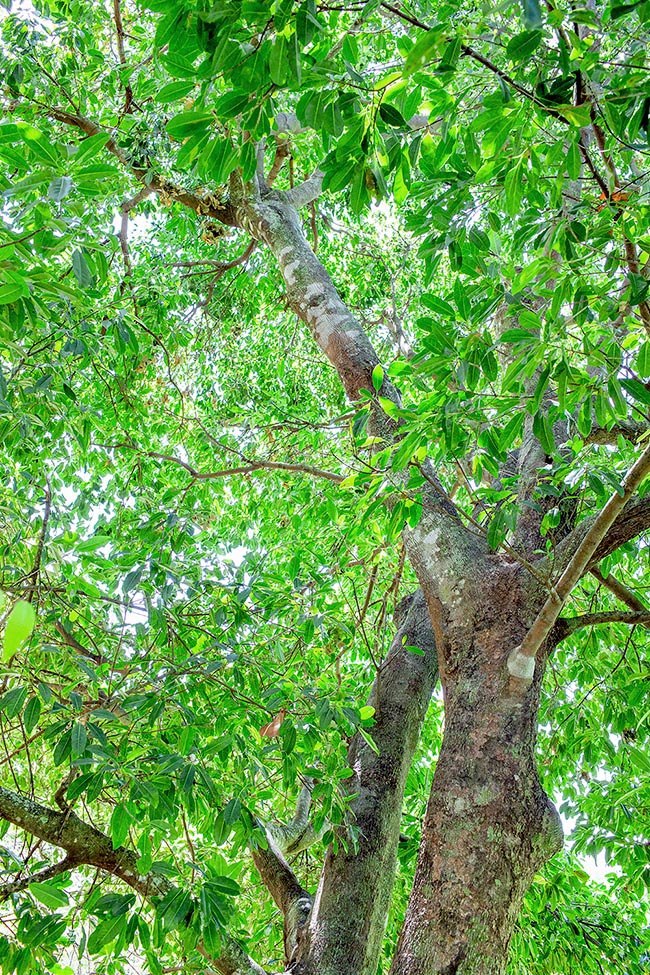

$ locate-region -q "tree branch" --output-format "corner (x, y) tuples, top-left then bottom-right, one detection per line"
(555, 609), (650, 641)
(252, 788), (314, 967)
(283, 171), (324, 208)
(298, 590), (439, 975)
(44, 107), (238, 227)
(0, 855), (77, 898)
(100, 443), (344, 483)
(508, 441), (650, 689)
(0, 786), (264, 975)
(589, 566), (647, 613)
(24, 479), (51, 603)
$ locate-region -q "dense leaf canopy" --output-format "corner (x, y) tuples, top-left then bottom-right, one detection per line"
(0, 0), (649, 972)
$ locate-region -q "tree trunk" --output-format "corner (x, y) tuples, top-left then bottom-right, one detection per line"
(298, 591), (439, 975)
(390, 570), (563, 975)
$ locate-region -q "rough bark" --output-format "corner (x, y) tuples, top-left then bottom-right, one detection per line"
(389, 567), (563, 975)
(298, 590), (438, 975)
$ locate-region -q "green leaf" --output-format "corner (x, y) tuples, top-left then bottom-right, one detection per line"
(3, 601), (36, 661)
(29, 883), (70, 910)
(111, 804), (131, 849)
(72, 250), (92, 289)
(521, 0), (543, 29)
(379, 103), (407, 128)
(155, 81), (195, 103)
(47, 176), (73, 201)
(71, 721), (87, 757)
(557, 104), (593, 127)
(166, 112), (213, 139)
(23, 695), (42, 734)
(621, 378), (650, 405)
(371, 364), (384, 391)
(269, 36), (288, 87)
(506, 31), (542, 62)
(404, 29), (445, 75)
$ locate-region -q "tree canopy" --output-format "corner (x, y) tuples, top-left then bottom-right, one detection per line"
(0, 0), (649, 973)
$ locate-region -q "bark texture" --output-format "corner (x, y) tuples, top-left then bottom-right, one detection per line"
(298, 590), (439, 975)
(390, 566), (563, 975)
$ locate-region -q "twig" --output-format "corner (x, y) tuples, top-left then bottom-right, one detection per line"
(0, 855), (77, 898)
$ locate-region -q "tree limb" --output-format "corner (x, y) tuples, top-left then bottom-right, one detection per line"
(251, 788), (313, 967)
(299, 590), (439, 975)
(589, 566), (647, 613)
(44, 107), (238, 226)
(508, 441), (650, 688)
(0, 854), (77, 898)
(554, 609), (650, 642)
(100, 443), (344, 483)
(0, 786), (264, 975)
(283, 171), (324, 208)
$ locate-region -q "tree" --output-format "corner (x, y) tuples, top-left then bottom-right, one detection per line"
(0, 0), (649, 973)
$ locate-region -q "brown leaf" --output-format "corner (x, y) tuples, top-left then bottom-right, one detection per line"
(259, 708), (287, 738)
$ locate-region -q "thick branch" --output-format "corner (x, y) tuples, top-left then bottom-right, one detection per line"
(283, 171), (324, 208)
(252, 793), (313, 967)
(508, 442), (650, 687)
(0, 786), (263, 975)
(45, 108), (238, 226)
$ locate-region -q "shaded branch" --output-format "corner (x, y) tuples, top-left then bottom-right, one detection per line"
(589, 495), (650, 565)
(590, 566), (647, 613)
(25, 480), (51, 603)
(0, 786), (263, 975)
(252, 787), (314, 967)
(44, 107), (238, 227)
(508, 441), (650, 689)
(0, 854), (77, 898)
(554, 610), (650, 642)
(297, 590), (439, 975)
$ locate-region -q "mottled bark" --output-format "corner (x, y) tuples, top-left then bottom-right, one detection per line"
(390, 568), (563, 975)
(298, 591), (438, 975)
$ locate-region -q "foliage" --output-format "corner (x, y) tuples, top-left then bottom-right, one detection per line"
(0, 0), (649, 972)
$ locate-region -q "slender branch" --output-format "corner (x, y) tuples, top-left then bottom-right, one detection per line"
(119, 186), (154, 279)
(590, 566), (647, 613)
(24, 480), (51, 603)
(101, 442), (344, 483)
(113, 0), (134, 114)
(508, 440), (650, 687)
(555, 609), (650, 639)
(0, 855), (77, 898)
(0, 786), (264, 975)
